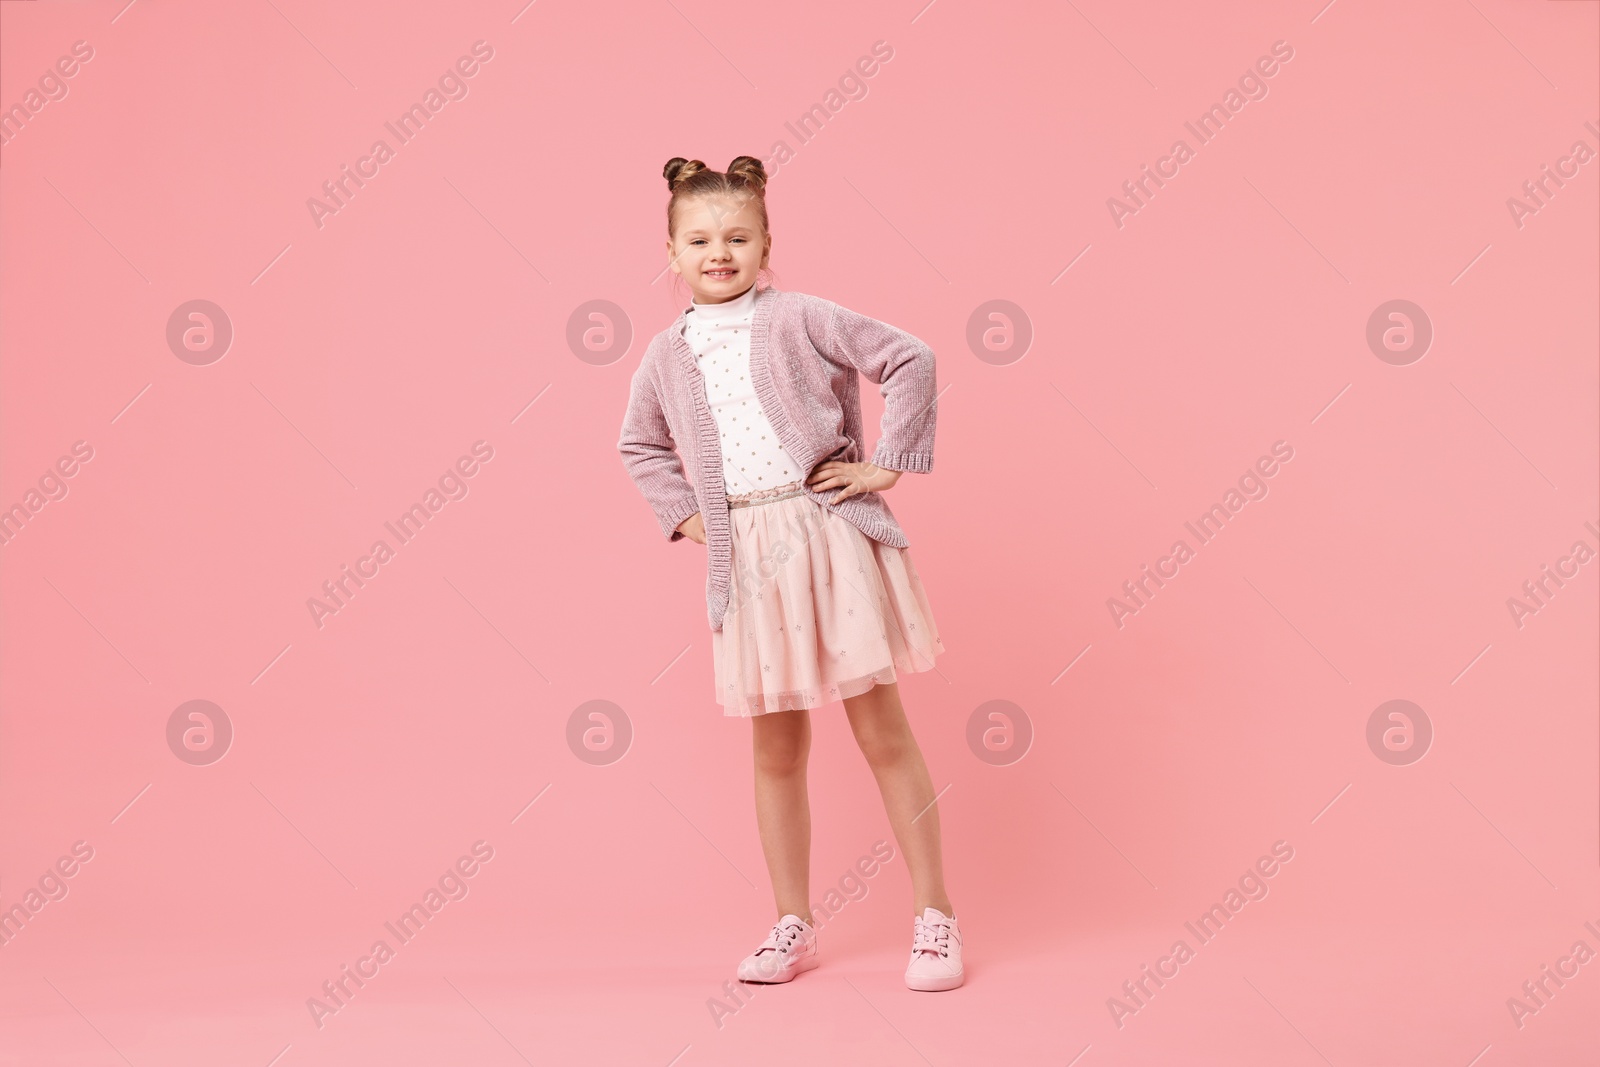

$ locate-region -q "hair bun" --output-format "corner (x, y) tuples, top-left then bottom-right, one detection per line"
(726, 156), (768, 192)
(663, 157), (709, 190)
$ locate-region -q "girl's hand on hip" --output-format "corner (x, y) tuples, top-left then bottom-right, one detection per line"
(675, 512), (706, 544)
(806, 461), (901, 504)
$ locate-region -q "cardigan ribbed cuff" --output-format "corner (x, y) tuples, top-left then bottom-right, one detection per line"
(659, 492), (702, 541)
(871, 446), (933, 474)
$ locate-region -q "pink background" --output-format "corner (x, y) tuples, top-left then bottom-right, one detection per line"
(2, 1), (1596, 1064)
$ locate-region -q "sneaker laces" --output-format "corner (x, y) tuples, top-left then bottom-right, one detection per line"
(912, 916), (952, 958)
(756, 920), (804, 956)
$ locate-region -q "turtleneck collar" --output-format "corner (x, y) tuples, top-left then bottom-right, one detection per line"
(688, 283), (758, 326)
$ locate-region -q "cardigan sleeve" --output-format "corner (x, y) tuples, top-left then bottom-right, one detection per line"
(825, 301), (937, 473)
(618, 360), (702, 541)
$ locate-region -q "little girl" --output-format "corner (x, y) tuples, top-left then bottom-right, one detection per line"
(618, 156), (964, 992)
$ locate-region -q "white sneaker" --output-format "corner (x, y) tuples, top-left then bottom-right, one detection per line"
(904, 907), (963, 990)
(737, 914), (819, 983)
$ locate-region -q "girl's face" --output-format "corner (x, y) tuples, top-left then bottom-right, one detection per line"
(667, 194), (771, 305)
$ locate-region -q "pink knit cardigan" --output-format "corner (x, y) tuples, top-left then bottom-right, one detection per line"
(618, 286), (938, 631)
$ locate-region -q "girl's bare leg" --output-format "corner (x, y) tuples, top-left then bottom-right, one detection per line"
(842, 681), (953, 916)
(750, 709), (814, 924)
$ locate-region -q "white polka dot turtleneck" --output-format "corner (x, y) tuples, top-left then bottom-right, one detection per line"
(682, 284), (805, 495)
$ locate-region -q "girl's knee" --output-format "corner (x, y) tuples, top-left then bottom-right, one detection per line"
(851, 719), (914, 768)
(752, 713), (810, 775)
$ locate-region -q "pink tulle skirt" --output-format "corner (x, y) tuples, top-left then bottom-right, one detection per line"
(711, 480), (945, 717)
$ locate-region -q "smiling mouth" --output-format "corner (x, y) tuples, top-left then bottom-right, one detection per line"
(704, 269), (736, 279)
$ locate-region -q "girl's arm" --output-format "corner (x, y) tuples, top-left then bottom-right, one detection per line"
(618, 362), (701, 541)
(825, 301), (938, 473)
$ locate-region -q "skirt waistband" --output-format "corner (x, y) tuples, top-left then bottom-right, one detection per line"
(726, 480), (808, 508)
